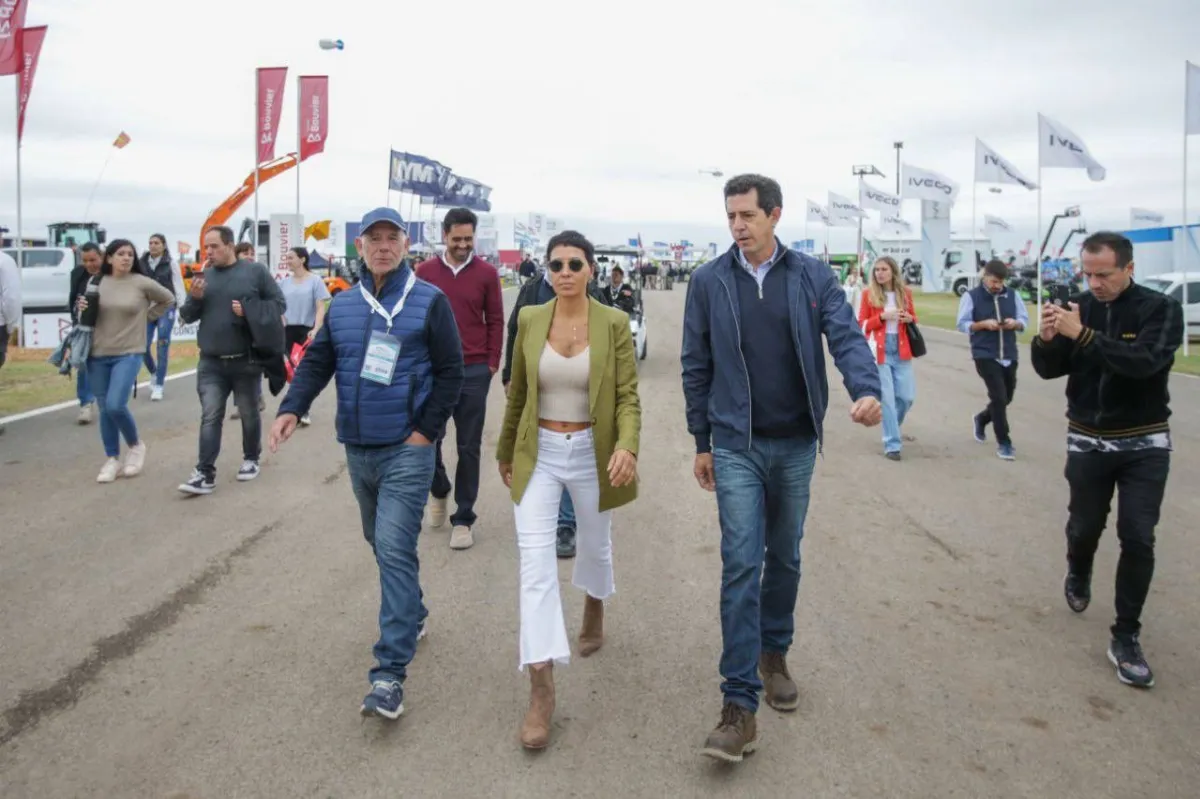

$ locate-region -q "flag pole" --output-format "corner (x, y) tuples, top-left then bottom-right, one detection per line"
(295, 75), (301, 219)
(1036, 163), (1043, 329)
(971, 139), (978, 279)
(1183, 64), (1190, 357)
(253, 70), (260, 256)
(15, 87), (23, 273)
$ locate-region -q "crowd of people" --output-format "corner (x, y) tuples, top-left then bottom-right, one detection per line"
(0, 171), (1184, 763)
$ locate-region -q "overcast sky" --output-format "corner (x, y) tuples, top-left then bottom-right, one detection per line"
(2, 0), (1199, 258)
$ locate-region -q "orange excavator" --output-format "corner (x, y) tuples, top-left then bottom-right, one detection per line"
(186, 154), (353, 296)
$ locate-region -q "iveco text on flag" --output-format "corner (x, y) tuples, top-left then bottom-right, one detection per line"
(902, 164), (960, 203)
(975, 139), (1037, 190)
(828, 191), (865, 221)
(859, 181), (901, 214)
(806, 200), (830, 225)
(1130, 207), (1165, 228)
(879, 215), (912, 235)
(1038, 113), (1106, 181)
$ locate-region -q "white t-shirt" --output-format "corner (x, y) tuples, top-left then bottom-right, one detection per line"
(0, 250), (21, 329)
(885, 291), (899, 335)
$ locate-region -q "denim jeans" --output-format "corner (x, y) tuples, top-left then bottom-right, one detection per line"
(713, 435), (818, 712)
(143, 310), (175, 386)
(878, 333), (916, 454)
(1065, 448), (1170, 640)
(345, 441), (436, 685)
(77, 365), (95, 405)
(196, 355), (262, 478)
(88, 354), (142, 457)
(558, 489), (576, 531)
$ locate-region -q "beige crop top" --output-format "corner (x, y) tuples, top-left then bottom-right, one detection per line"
(538, 345), (590, 422)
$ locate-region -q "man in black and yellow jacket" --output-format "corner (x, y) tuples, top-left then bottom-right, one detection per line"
(1031, 231), (1184, 690)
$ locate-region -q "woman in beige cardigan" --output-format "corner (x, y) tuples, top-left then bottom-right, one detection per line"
(498, 230), (642, 750)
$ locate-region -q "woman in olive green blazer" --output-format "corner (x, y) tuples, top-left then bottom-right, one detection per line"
(497, 231), (641, 750)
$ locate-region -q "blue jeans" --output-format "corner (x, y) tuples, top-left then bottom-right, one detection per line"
(77, 366), (94, 405)
(346, 441), (436, 686)
(559, 489), (576, 530)
(143, 310), (175, 386)
(88, 354), (142, 457)
(878, 333), (915, 454)
(713, 435), (818, 712)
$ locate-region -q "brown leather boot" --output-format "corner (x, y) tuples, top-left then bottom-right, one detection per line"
(578, 596), (604, 656)
(701, 702), (758, 763)
(519, 662), (555, 750)
(759, 651), (799, 711)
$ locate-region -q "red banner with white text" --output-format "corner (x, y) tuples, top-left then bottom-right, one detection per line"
(256, 66), (288, 165)
(298, 75), (328, 162)
(17, 25), (45, 143)
(0, 0), (30, 75)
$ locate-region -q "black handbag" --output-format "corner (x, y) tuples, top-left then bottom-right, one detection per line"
(906, 321), (927, 358)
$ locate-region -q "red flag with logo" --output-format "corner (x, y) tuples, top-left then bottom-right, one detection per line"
(0, 0), (30, 75)
(17, 25), (45, 143)
(256, 66), (288, 165)
(298, 75), (328, 162)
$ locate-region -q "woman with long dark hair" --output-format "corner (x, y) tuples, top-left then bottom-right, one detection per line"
(497, 230), (642, 750)
(279, 246), (330, 426)
(77, 239), (176, 482)
(139, 233), (186, 400)
(858, 255), (918, 460)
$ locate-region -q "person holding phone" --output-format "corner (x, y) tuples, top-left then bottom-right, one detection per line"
(956, 259), (1028, 460)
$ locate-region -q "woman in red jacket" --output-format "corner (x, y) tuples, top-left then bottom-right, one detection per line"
(858, 256), (917, 460)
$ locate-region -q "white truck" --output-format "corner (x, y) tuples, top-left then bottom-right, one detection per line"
(867, 237), (991, 296)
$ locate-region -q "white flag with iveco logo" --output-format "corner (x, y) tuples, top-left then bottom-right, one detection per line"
(975, 139), (1038, 190)
(1038, 113), (1106, 181)
(879, 215), (912, 235)
(1130, 207), (1164, 228)
(859, 181), (901, 214)
(901, 164), (960, 203)
(984, 214), (1011, 232)
(828, 191), (865, 222)
(806, 200), (830, 225)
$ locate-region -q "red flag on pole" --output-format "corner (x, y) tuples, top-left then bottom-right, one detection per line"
(298, 75), (328, 163)
(256, 66), (288, 165)
(0, 0), (30, 75)
(17, 25), (45, 143)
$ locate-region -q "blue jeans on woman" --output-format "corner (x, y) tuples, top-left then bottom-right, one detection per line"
(88, 354), (142, 457)
(878, 333), (916, 454)
(143, 310), (175, 386)
(76, 367), (95, 405)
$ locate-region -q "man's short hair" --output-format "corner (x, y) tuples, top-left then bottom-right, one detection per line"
(207, 226), (236, 246)
(982, 259), (1008, 280)
(1082, 231), (1134, 268)
(442, 207), (478, 234)
(723, 174), (783, 215)
(79, 242), (101, 255)
(610, 265), (624, 276)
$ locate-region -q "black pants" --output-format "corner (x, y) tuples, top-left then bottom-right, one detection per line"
(975, 359), (1017, 446)
(0, 324), (8, 369)
(431, 363), (493, 527)
(196, 355), (262, 477)
(284, 324), (313, 354)
(1065, 448), (1170, 640)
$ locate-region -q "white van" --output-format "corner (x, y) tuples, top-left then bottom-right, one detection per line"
(1, 247), (76, 312)
(1139, 272), (1200, 341)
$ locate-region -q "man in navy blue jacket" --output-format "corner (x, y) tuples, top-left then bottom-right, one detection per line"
(682, 174), (882, 763)
(270, 207), (464, 722)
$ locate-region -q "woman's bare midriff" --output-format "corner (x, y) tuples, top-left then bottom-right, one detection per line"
(539, 419), (591, 433)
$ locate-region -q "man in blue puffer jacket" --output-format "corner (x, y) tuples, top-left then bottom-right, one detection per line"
(270, 207), (464, 722)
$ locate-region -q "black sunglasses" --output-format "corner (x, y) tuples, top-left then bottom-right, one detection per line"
(549, 258), (586, 273)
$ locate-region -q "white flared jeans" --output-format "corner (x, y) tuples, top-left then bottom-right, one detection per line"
(514, 428), (614, 670)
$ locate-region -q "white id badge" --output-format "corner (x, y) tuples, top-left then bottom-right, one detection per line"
(361, 332), (402, 385)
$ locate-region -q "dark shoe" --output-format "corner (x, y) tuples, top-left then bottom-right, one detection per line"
(885, 451), (901, 462)
(1064, 570), (1091, 613)
(701, 703), (758, 763)
(556, 526), (577, 559)
(178, 469), (215, 495)
(360, 680), (404, 720)
(997, 444), (1016, 461)
(579, 596), (604, 657)
(759, 651), (799, 711)
(1108, 637), (1155, 689)
(973, 413), (987, 443)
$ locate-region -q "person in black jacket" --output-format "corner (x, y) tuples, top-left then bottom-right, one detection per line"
(139, 234), (186, 400)
(501, 268), (609, 558)
(1031, 231), (1184, 690)
(68, 243), (104, 424)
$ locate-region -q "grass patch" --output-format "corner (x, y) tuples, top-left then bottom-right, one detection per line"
(911, 291), (1200, 377)
(0, 343), (201, 417)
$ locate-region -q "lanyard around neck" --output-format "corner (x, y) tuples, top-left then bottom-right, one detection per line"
(360, 272), (416, 333)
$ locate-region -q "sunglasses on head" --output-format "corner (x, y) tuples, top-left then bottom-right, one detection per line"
(549, 258), (586, 273)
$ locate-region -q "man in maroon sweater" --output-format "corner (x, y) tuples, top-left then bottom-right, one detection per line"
(415, 208), (504, 550)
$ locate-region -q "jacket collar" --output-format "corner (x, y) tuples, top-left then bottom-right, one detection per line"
(360, 263), (413, 299)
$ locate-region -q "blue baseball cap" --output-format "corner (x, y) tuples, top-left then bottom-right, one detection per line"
(359, 207), (405, 235)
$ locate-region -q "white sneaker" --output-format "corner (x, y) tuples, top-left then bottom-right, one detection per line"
(427, 495), (448, 528)
(237, 460), (261, 481)
(150, 384), (164, 401)
(300, 414), (312, 426)
(77, 403), (93, 425)
(96, 458), (121, 483)
(122, 442), (147, 477)
(449, 525), (474, 550)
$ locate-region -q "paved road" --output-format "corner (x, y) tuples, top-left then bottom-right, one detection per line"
(1, 286), (1198, 798)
